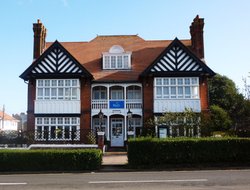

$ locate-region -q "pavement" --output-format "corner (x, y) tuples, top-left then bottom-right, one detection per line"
(101, 151), (129, 172)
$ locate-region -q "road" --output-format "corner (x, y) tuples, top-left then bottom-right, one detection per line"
(0, 169), (250, 190)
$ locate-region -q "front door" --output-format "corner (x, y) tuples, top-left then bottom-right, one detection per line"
(111, 118), (124, 147)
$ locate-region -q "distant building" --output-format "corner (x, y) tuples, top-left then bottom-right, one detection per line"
(0, 111), (19, 131)
(12, 112), (27, 131)
(20, 15), (215, 147)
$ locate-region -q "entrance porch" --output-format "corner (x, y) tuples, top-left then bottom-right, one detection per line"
(92, 113), (142, 147)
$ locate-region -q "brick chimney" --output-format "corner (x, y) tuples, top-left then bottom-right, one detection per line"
(33, 19), (47, 60)
(190, 15), (204, 59)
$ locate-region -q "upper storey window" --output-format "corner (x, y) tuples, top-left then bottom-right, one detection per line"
(154, 77), (199, 99)
(103, 45), (131, 70)
(36, 79), (80, 100)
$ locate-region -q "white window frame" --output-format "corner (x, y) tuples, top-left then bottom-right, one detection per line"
(127, 89), (141, 100)
(154, 77), (199, 99)
(92, 118), (107, 132)
(130, 117), (142, 127)
(36, 79), (80, 100)
(111, 90), (123, 100)
(35, 117), (80, 141)
(102, 54), (131, 70)
(92, 86), (107, 100)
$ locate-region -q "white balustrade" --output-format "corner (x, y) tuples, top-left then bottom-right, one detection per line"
(91, 99), (142, 110)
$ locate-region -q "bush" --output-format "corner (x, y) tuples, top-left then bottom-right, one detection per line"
(209, 105), (232, 132)
(127, 137), (250, 168)
(0, 149), (102, 172)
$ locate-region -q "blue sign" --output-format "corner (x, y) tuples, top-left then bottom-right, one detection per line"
(109, 101), (125, 109)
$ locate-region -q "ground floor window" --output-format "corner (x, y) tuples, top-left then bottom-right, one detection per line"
(158, 125), (200, 138)
(171, 125), (199, 137)
(92, 118), (107, 132)
(127, 117), (142, 136)
(35, 117), (80, 141)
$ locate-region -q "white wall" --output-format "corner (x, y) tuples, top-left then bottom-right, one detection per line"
(154, 99), (201, 113)
(0, 120), (18, 131)
(35, 100), (81, 114)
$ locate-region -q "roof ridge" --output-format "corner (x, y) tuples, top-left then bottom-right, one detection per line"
(90, 34), (145, 42)
(0, 111), (19, 121)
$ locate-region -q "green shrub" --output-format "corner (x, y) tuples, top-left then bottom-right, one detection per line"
(0, 149), (102, 172)
(127, 137), (250, 168)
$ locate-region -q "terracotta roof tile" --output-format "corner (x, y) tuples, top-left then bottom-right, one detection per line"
(45, 35), (192, 82)
(0, 111), (19, 121)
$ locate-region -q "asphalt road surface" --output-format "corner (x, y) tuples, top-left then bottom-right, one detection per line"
(0, 169), (250, 190)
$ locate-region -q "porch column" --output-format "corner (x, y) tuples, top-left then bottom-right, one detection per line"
(107, 85), (110, 141)
(107, 85), (110, 107)
(107, 115), (110, 141)
(124, 114), (127, 141)
(124, 85), (127, 109)
(124, 85), (127, 141)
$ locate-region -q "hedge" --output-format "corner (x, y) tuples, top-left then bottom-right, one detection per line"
(0, 149), (102, 172)
(127, 137), (250, 168)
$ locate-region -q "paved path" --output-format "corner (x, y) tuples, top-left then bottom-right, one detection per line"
(102, 152), (128, 166)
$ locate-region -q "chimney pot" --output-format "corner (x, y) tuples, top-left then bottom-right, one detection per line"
(33, 19), (47, 60)
(190, 15), (205, 59)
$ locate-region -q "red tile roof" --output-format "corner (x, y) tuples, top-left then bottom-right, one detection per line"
(46, 35), (192, 82)
(0, 111), (19, 122)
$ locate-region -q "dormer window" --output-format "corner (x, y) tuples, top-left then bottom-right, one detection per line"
(103, 45), (131, 70)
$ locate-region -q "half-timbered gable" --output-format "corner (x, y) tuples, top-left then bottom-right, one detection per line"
(20, 40), (92, 80)
(141, 38), (215, 77)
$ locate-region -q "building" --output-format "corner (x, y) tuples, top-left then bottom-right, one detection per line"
(0, 111), (19, 131)
(12, 112), (27, 132)
(20, 15), (215, 147)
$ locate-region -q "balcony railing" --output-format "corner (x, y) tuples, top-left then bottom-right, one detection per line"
(126, 99), (142, 109)
(91, 100), (108, 109)
(92, 99), (142, 110)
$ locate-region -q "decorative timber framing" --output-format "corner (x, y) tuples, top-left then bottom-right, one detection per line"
(140, 38), (215, 77)
(20, 40), (93, 80)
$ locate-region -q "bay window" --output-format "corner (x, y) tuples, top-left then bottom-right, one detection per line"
(155, 77), (199, 99)
(36, 79), (80, 100)
(35, 117), (80, 141)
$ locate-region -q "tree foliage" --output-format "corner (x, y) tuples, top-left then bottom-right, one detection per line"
(208, 74), (250, 136)
(209, 105), (232, 132)
(208, 74), (238, 111)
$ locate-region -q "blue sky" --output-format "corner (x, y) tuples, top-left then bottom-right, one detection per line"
(0, 0), (250, 114)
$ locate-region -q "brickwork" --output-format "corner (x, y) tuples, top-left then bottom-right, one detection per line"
(80, 78), (92, 143)
(33, 19), (46, 59)
(142, 77), (154, 121)
(190, 15), (204, 59)
(26, 79), (36, 133)
(199, 77), (209, 111)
